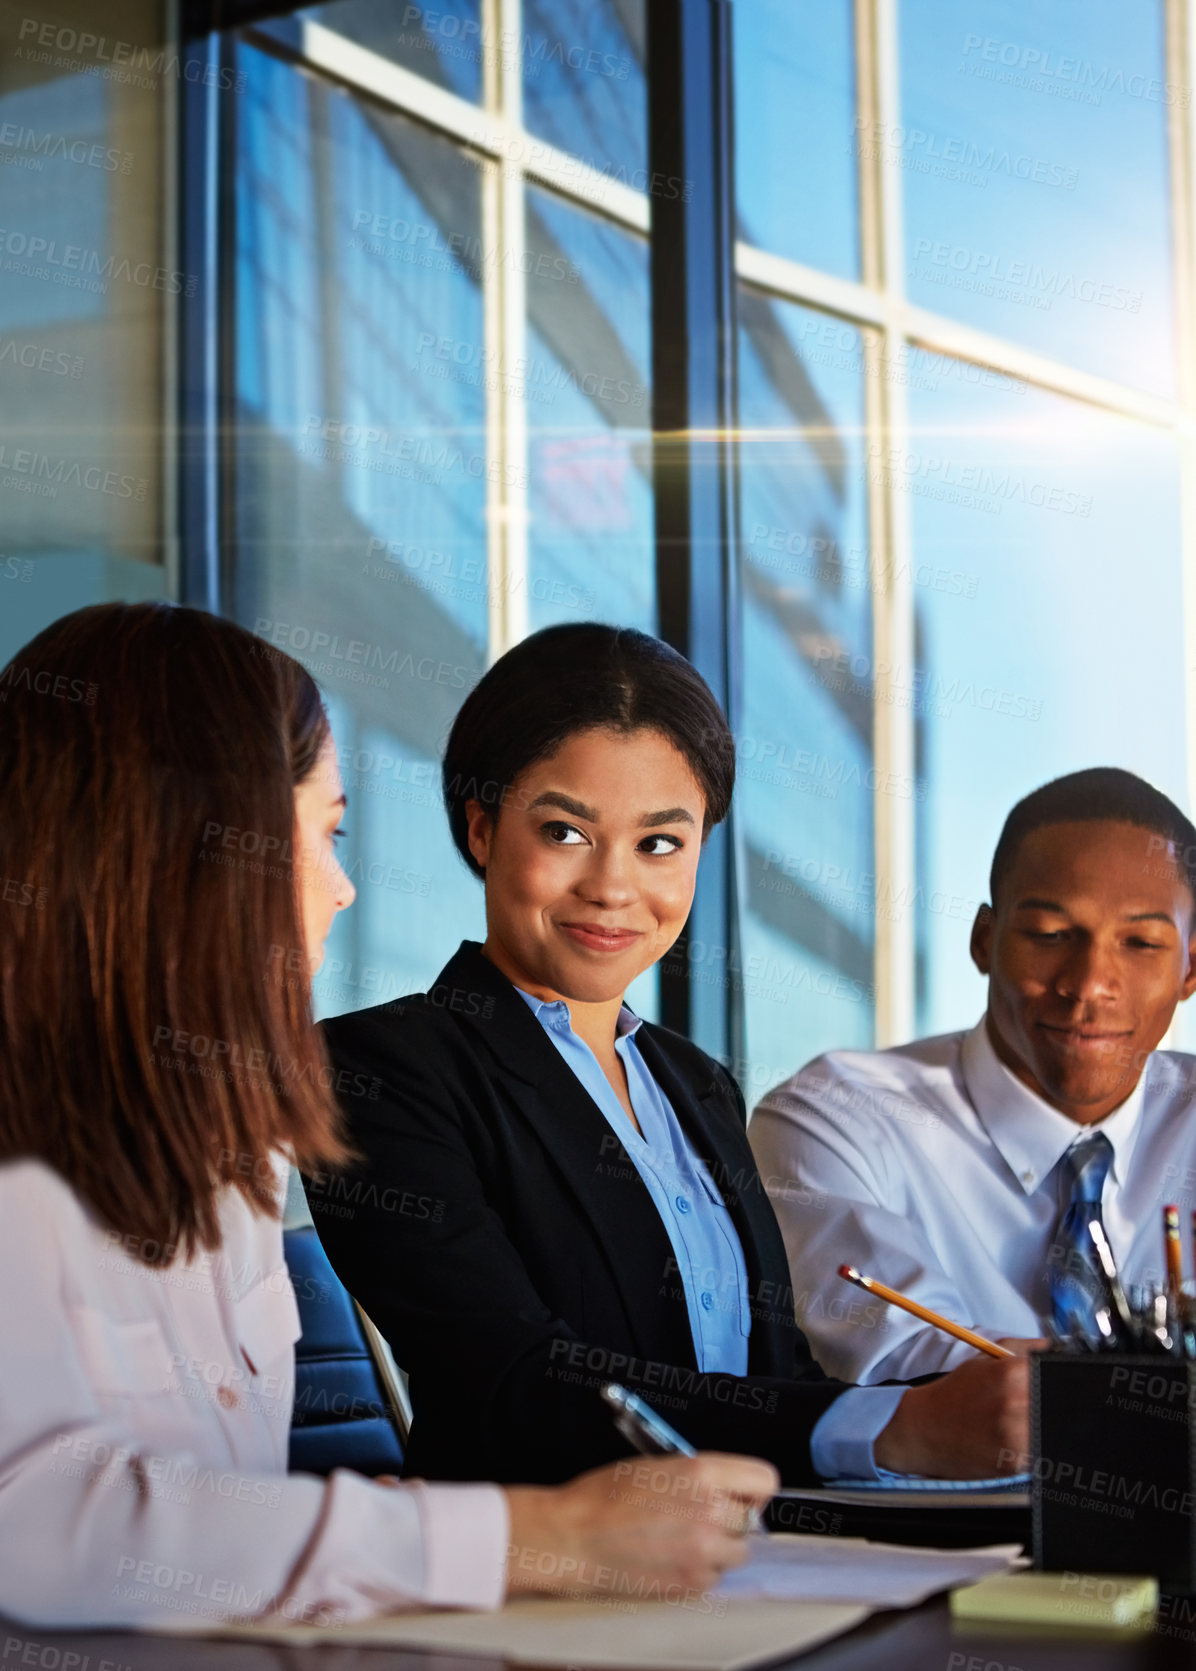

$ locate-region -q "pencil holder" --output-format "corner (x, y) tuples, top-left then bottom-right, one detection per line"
(1032, 1353), (1196, 1593)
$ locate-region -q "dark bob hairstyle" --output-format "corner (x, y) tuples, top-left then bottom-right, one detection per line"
(0, 601), (350, 1264)
(442, 623), (735, 879)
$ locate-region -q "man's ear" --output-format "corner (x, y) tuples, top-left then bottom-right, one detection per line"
(1180, 922), (1196, 1003)
(970, 903), (995, 976)
(465, 798), (493, 873)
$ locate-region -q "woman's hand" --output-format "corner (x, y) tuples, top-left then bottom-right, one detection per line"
(503, 1452), (778, 1600)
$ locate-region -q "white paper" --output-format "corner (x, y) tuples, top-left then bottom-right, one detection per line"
(199, 1596), (872, 1668)
(713, 1533), (1021, 1607)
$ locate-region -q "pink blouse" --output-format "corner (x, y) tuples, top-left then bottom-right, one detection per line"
(0, 1158), (508, 1629)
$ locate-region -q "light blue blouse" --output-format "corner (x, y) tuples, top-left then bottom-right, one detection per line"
(514, 985), (906, 1481)
(514, 987), (750, 1375)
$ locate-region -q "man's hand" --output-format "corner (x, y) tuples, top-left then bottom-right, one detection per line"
(994, 1336), (1049, 1358)
(873, 1350), (1031, 1477)
(504, 1453), (778, 1599)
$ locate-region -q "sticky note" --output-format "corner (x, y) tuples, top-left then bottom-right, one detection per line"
(950, 1570), (1158, 1628)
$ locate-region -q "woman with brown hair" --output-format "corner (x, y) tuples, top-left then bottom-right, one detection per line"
(0, 601), (775, 1630)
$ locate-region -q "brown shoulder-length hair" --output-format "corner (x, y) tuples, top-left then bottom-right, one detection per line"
(0, 601), (351, 1264)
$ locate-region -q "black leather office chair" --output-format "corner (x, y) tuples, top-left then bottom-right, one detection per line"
(283, 1224), (409, 1477)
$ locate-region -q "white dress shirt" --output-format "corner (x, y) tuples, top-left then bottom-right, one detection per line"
(0, 1156), (508, 1629)
(749, 1019), (1196, 1384)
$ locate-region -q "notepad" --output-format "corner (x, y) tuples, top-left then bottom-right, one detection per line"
(714, 1533), (1020, 1606)
(198, 1597), (872, 1668)
(950, 1570), (1158, 1627)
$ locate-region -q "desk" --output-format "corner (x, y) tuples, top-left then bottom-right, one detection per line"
(4, 1598), (1196, 1671)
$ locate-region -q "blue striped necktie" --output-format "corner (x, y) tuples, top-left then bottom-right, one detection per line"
(1048, 1131), (1114, 1341)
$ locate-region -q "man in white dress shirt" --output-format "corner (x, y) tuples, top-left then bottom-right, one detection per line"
(750, 767), (1196, 1385)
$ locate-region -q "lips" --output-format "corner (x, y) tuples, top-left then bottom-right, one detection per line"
(558, 922), (643, 953)
(1039, 1025), (1130, 1048)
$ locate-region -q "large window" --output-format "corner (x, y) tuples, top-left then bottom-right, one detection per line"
(8, 0), (1196, 1086)
(229, 5), (655, 1013)
(0, 0), (170, 668)
(733, 0), (1196, 1085)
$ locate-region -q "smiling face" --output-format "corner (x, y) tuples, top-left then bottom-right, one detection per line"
(466, 726), (707, 1005)
(971, 819), (1196, 1123)
(293, 733), (356, 973)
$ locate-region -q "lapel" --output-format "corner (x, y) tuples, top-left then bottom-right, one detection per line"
(438, 942), (698, 1370)
(635, 1027), (793, 1378)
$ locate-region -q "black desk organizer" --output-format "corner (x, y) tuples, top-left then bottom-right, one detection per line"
(1033, 1352), (1196, 1593)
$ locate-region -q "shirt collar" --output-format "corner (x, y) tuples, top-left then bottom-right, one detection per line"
(513, 985), (642, 1040)
(960, 1015), (1148, 1196)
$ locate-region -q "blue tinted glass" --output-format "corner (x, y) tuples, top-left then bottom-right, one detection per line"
(297, 1), (484, 101)
(0, 67), (167, 648)
(901, 0), (1174, 395)
(525, 186), (654, 633)
(734, 0), (859, 277)
(737, 292), (874, 1104)
(234, 41), (489, 1006)
(907, 362), (1187, 1035)
(521, 0), (646, 182)
(315, 704), (485, 1017)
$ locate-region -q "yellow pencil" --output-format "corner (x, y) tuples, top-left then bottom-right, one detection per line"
(838, 1264), (1014, 1359)
(1164, 1205), (1184, 1295)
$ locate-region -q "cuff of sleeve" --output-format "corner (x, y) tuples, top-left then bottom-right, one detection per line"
(411, 1482), (509, 1610)
(809, 1386), (907, 1481)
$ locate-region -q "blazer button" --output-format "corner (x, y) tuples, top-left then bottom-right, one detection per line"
(701, 1291), (715, 1311)
(217, 1385), (241, 1410)
(675, 1195), (691, 1214)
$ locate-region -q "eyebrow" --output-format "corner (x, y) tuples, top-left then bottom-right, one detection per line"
(1014, 896), (1176, 926)
(528, 791), (597, 820)
(527, 792), (695, 828)
(638, 806), (696, 828)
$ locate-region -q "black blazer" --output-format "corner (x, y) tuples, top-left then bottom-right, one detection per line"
(313, 941), (851, 1486)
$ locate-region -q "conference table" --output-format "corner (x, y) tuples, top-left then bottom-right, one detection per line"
(5, 1596), (1196, 1671)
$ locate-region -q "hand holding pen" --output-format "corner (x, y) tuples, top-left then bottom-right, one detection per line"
(601, 1383), (770, 1535)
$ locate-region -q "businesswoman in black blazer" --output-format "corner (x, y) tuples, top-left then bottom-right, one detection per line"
(315, 624), (1030, 1488)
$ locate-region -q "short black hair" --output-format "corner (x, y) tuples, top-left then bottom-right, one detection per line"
(989, 767), (1196, 909)
(442, 623), (735, 879)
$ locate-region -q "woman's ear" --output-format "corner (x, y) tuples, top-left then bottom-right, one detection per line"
(465, 798), (493, 872)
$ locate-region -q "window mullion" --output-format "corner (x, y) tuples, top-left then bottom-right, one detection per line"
(859, 0), (916, 1046)
(483, 0), (528, 660)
